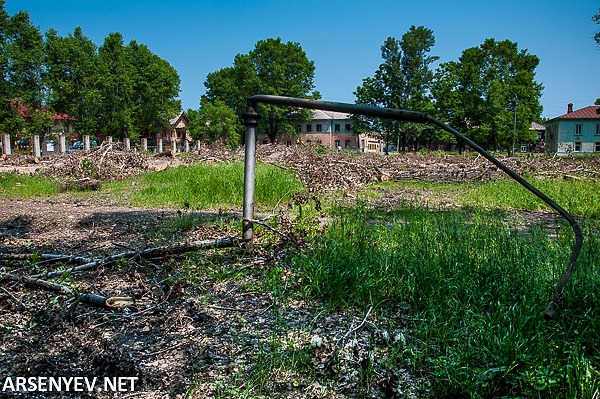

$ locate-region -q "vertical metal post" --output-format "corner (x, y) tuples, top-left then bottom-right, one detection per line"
(242, 102), (261, 248)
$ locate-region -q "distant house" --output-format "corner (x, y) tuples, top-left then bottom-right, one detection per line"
(259, 110), (382, 152)
(546, 103), (600, 155)
(528, 121), (546, 153)
(157, 112), (190, 150)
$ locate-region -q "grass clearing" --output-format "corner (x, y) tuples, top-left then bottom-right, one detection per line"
(0, 172), (60, 198)
(459, 178), (600, 217)
(289, 203), (600, 397)
(105, 161), (302, 210)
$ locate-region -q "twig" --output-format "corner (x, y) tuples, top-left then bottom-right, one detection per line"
(0, 286), (29, 310)
(205, 304), (250, 312)
(243, 218), (291, 241)
(339, 306), (373, 345)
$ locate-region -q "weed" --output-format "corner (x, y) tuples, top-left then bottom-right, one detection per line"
(290, 203), (600, 398)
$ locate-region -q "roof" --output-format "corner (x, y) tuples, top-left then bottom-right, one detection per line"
(551, 106), (600, 120)
(530, 121), (545, 130)
(310, 109), (352, 121)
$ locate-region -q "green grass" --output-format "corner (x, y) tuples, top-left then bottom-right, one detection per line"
(459, 178), (600, 217)
(289, 204), (600, 398)
(0, 172), (60, 198)
(107, 161), (302, 210)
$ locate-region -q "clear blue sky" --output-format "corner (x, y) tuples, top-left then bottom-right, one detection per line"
(6, 0), (600, 119)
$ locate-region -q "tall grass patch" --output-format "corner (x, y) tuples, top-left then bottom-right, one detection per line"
(460, 178), (600, 217)
(120, 162), (302, 209)
(0, 172), (60, 198)
(290, 205), (600, 397)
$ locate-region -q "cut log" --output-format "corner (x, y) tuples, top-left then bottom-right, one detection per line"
(156, 149), (175, 158)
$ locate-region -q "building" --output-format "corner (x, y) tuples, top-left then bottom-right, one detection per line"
(546, 103), (600, 155)
(156, 112), (191, 150)
(259, 109), (382, 152)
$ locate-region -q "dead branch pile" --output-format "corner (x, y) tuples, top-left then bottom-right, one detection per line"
(3, 142), (600, 192)
(40, 142), (152, 181)
(257, 145), (600, 192)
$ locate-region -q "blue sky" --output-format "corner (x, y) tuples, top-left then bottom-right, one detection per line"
(6, 0), (600, 119)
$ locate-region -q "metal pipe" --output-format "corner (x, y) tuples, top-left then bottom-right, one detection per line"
(241, 101), (261, 249)
(247, 95), (582, 318)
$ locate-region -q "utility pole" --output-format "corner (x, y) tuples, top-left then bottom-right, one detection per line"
(512, 94), (518, 156)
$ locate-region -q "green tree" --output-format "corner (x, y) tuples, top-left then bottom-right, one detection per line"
(44, 27), (102, 137)
(127, 40), (181, 140)
(204, 37), (319, 143)
(188, 97), (242, 145)
(354, 26), (438, 152)
(97, 32), (135, 139)
(0, 1), (44, 135)
(594, 8), (600, 45)
(433, 39), (543, 152)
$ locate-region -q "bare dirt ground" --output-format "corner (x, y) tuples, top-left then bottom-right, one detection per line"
(0, 145), (597, 398)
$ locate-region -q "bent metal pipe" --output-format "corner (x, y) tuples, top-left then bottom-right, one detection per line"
(244, 94), (583, 320)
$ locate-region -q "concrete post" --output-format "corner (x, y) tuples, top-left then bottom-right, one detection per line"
(32, 135), (41, 157)
(124, 137), (130, 150)
(171, 139), (177, 153)
(184, 140), (190, 153)
(106, 136), (113, 144)
(241, 102), (261, 248)
(195, 140), (201, 151)
(157, 139), (163, 153)
(2, 134), (11, 155)
(141, 138), (148, 152)
(83, 135), (91, 150)
(58, 134), (66, 153)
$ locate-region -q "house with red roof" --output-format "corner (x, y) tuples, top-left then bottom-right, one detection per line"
(546, 103), (600, 155)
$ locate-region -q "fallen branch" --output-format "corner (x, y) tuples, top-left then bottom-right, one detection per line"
(243, 218), (292, 241)
(0, 286), (29, 310)
(34, 236), (239, 279)
(1, 274), (134, 309)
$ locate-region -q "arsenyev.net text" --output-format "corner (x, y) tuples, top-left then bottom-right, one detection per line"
(2, 376), (138, 392)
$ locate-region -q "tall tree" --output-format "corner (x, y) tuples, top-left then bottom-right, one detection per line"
(44, 27), (102, 137)
(594, 8), (600, 46)
(354, 26), (438, 152)
(127, 40), (181, 140)
(433, 39), (543, 151)
(0, 1), (44, 135)
(188, 97), (242, 146)
(204, 37), (319, 143)
(97, 32), (135, 139)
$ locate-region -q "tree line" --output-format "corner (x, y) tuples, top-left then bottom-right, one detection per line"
(0, 1), (181, 143)
(195, 28), (546, 152)
(7, 2), (595, 152)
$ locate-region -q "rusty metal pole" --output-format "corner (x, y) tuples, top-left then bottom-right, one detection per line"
(247, 94), (583, 319)
(242, 102), (261, 249)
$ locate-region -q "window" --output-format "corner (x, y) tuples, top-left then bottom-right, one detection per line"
(306, 124), (312, 132)
(335, 140), (341, 148)
(596, 125), (600, 135)
(296, 125), (302, 133)
(575, 124), (582, 135)
(574, 141), (582, 152)
(316, 124), (322, 132)
(345, 124), (351, 132)
(520, 144), (527, 153)
(316, 139), (322, 144)
(596, 141), (600, 152)
(345, 139), (351, 148)
(286, 140), (292, 147)
(334, 124), (340, 132)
